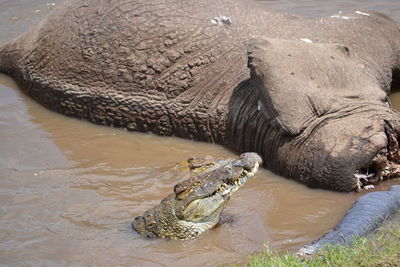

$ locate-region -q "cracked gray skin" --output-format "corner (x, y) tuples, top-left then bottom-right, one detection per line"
(132, 152), (262, 240)
(1, 0), (400, 191)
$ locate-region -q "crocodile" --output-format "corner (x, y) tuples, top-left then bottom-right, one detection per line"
(132, 152), (262, 240)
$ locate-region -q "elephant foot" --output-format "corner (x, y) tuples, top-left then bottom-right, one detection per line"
(355, 121), (400, 191)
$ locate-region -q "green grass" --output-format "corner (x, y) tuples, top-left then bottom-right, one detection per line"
(242, 223), (400, 267)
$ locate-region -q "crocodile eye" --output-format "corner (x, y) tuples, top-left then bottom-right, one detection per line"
(146, 221), (158, 232)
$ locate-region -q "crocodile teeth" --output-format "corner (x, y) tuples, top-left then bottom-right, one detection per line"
(219, 162), (260, 195)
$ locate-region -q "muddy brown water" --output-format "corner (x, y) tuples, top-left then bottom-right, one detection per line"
(0, 1), (399, 266)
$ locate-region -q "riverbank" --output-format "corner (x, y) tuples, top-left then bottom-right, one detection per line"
(244, 220), (400, 267)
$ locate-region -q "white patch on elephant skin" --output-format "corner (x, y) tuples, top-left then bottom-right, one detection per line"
(257, 100), (271, 120)
(330, 14), (353, 20)
(330, 11), (356, 20)
(257, 100), (265, 113)
(221, 16), (231, 25)
(46, 2), (56, 6)
(355, 11), (370, 16)
(300, 38), (313, 43)
(211, 16), (232, 26)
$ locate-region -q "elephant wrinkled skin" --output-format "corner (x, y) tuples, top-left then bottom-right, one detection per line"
(1, 0), (400, 191)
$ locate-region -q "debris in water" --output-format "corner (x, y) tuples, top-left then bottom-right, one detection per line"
(363, 185), (375, 190)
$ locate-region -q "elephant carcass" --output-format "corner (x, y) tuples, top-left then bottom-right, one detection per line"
(1, 0), (400, 191)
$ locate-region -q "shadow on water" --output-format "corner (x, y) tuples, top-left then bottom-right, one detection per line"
(1, 1), (400, 266)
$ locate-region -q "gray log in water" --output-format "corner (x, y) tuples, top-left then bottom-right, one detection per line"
(298, 185), (400, 256)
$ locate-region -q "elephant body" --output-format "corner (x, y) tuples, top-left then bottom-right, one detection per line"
(1, 0), (400, 191)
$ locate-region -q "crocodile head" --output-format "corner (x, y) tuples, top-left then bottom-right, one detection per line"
(132, 152), (263, 240)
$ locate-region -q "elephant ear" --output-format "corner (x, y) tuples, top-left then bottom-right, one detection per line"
(247, 37), (384, 136)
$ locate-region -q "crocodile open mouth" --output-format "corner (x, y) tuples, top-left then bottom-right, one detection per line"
(355, 121), (400, 190)
(218, 162), (260, 195)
